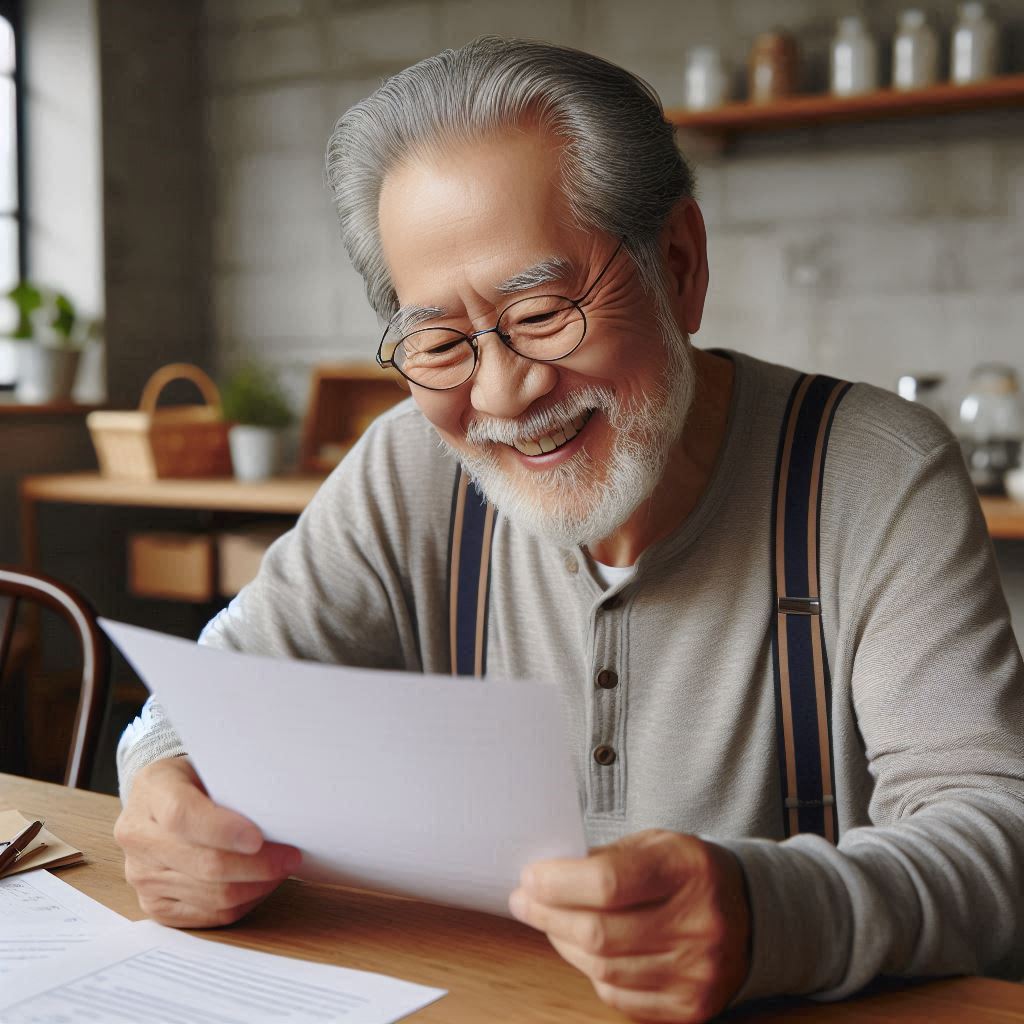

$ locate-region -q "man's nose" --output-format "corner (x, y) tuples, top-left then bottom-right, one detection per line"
(469, 332), (557, 420)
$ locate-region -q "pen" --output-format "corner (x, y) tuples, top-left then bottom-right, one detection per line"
(0, 819), (44, 877)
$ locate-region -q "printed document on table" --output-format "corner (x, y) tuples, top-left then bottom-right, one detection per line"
(102, 619), (587, 917)
(0, 868), (126, 976)
(0, 918), (446, 1024)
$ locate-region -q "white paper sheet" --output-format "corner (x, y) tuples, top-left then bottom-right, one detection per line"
(0, 919), (445, 1024)
(0, 869), (126, 976)
(102, 619), (587, 917)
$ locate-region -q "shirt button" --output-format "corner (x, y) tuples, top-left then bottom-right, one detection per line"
(595, 669), (618, 690)
(593, 745), (617, 766)
(564, 554), (579, 574)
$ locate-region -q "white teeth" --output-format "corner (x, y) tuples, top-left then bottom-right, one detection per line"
(512, 409), (593, 457)
(515, 438), (543, 456)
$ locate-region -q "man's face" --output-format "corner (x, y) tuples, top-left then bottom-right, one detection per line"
(377, 130), (694, 547)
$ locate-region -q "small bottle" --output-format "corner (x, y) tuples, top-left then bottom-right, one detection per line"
(893, 10), (939, 91)
(683, 47), (729, 111)
(748, 31), (800, 104)
(831, 16), (879, 97)
(951, 2), (999, 84)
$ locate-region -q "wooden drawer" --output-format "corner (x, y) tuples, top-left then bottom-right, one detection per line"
(128, 532), (215, 602)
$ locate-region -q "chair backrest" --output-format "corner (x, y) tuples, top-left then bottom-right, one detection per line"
(0, 566), (110, 789)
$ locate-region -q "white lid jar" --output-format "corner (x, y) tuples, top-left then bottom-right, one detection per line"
(683, 46), (729, 110)
(831, 16), (879, 96)
(951, 2), (999, 84)
(893, 9), (939, 90)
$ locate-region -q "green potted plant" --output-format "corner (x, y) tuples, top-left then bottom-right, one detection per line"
(8, 282), (92, 403)
(220, 363), (295, 481)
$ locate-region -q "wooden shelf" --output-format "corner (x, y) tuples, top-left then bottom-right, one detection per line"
(668, 72), (1024, 138)
(20, 472), (325, 516)
(0, 397), (105, 415)
(980, 496), (1024, 541)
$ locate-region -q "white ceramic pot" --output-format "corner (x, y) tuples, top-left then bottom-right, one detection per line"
(229, 424), (283, 481)
(15, 343), (81, 403)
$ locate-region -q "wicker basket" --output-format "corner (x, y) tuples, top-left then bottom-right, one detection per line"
(87, 363), (233, 480)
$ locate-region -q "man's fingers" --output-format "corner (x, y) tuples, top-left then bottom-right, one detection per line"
(522, 830), (703, 909)
(510, 889), (675, 957)
(150, 775), (264, 853)
(548, 936), (688, 992)
(139, 893), (270, 930)
(128, 835), (301, 883)
(177, 838), (301, 883)
(131, 866), (283, 913)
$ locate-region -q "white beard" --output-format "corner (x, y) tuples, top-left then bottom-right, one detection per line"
(441, 315), (696, 549)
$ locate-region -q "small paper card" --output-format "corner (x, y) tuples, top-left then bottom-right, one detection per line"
(0, 810), (84, 877)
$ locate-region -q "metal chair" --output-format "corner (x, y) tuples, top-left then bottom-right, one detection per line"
(0, 566), (110, 788)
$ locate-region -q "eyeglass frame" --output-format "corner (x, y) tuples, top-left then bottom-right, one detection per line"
(375, 239), (625, 392)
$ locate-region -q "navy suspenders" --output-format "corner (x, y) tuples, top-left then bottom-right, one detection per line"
(770, 374), (852, 843)
(447, 372), (852, 843)
(447, 469), (497, 678)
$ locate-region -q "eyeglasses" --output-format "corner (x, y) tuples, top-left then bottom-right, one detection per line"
(376, 240), (624, 391)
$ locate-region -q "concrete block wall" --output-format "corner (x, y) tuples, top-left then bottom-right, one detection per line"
(201, 0), (1024, 629)
(202, 0), (1024, 403)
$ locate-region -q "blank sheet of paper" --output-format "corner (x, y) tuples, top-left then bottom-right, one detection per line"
(102, 619), (587, 916)
(0, 869), (126, 976)
(0, 919), (445, 1024)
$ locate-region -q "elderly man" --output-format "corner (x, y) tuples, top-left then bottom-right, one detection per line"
(114, 37), (1024, 1022)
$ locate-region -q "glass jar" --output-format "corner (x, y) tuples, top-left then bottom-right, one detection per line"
(831, 16), (879, 96)
(893, 10), (939, 91)
(957, 364), (1024, 494)
(683, 47), (729, 111)
(748, 32), (799, 104)
(951, 2), (999, 84)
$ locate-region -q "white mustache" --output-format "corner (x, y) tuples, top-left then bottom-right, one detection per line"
(464, 387), (617, 446)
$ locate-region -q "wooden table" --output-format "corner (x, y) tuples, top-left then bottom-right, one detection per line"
(18, 472), (326, 568)
(2, 773), (1022, 1023)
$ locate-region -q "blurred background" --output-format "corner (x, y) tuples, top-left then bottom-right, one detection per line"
(0, 0), (1021, 793)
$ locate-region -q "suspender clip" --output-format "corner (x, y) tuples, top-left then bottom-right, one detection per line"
(778, 596), (821, 616)
(785, 795), (836, 809)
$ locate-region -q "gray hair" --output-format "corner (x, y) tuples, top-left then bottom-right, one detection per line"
(325, 37), (696, 323)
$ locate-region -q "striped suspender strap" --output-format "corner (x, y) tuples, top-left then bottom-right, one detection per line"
(448, 467), (497, 678)
(770, 373), (853, 844)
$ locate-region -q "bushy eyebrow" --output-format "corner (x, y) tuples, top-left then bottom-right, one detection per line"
(392, 254), (579, 333)
(495, 255), (577, 295)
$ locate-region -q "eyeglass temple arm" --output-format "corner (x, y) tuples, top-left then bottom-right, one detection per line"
(576, 238), (625, 304)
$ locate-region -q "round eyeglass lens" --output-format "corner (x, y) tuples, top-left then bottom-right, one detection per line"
(395, 328), (476, 389)
(498, 295), (584, 361)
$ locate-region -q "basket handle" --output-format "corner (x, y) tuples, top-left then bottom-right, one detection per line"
(139, 363), (223, 415)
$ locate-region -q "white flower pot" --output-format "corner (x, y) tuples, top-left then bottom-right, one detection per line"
(15, 343), (81, 404)
(229, 425), (283, 481)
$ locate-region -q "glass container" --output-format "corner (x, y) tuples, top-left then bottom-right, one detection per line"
(748, 32), (799, 104)
(831, 16), (879, 96)
(951, 2), (999, 84)
(957, 364), (1024, 493)
(893, 9), (939, 90)
(684, 47), (729, 111)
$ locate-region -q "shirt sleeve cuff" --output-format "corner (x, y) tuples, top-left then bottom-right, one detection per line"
(716, 836), (852, 1006)
(116, 696), (188, 803)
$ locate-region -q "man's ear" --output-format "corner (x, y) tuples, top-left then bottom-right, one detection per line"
(660, 198), (709, 335)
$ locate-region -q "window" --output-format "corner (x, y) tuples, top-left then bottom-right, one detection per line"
(0, 0), (19, 380)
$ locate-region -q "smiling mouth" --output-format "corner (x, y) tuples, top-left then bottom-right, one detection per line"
(511, 409), (596, 457)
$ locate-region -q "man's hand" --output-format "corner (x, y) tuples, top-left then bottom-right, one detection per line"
(509, 830), (751, 1023)
(114, 757), (301, 929)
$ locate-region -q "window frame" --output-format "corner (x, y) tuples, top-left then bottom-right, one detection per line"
(0, 0), (23, 282)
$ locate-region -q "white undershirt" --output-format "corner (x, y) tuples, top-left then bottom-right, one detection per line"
(590, 559), (637, 590)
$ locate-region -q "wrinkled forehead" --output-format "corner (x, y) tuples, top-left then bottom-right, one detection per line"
(377, 130), (579, 307)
